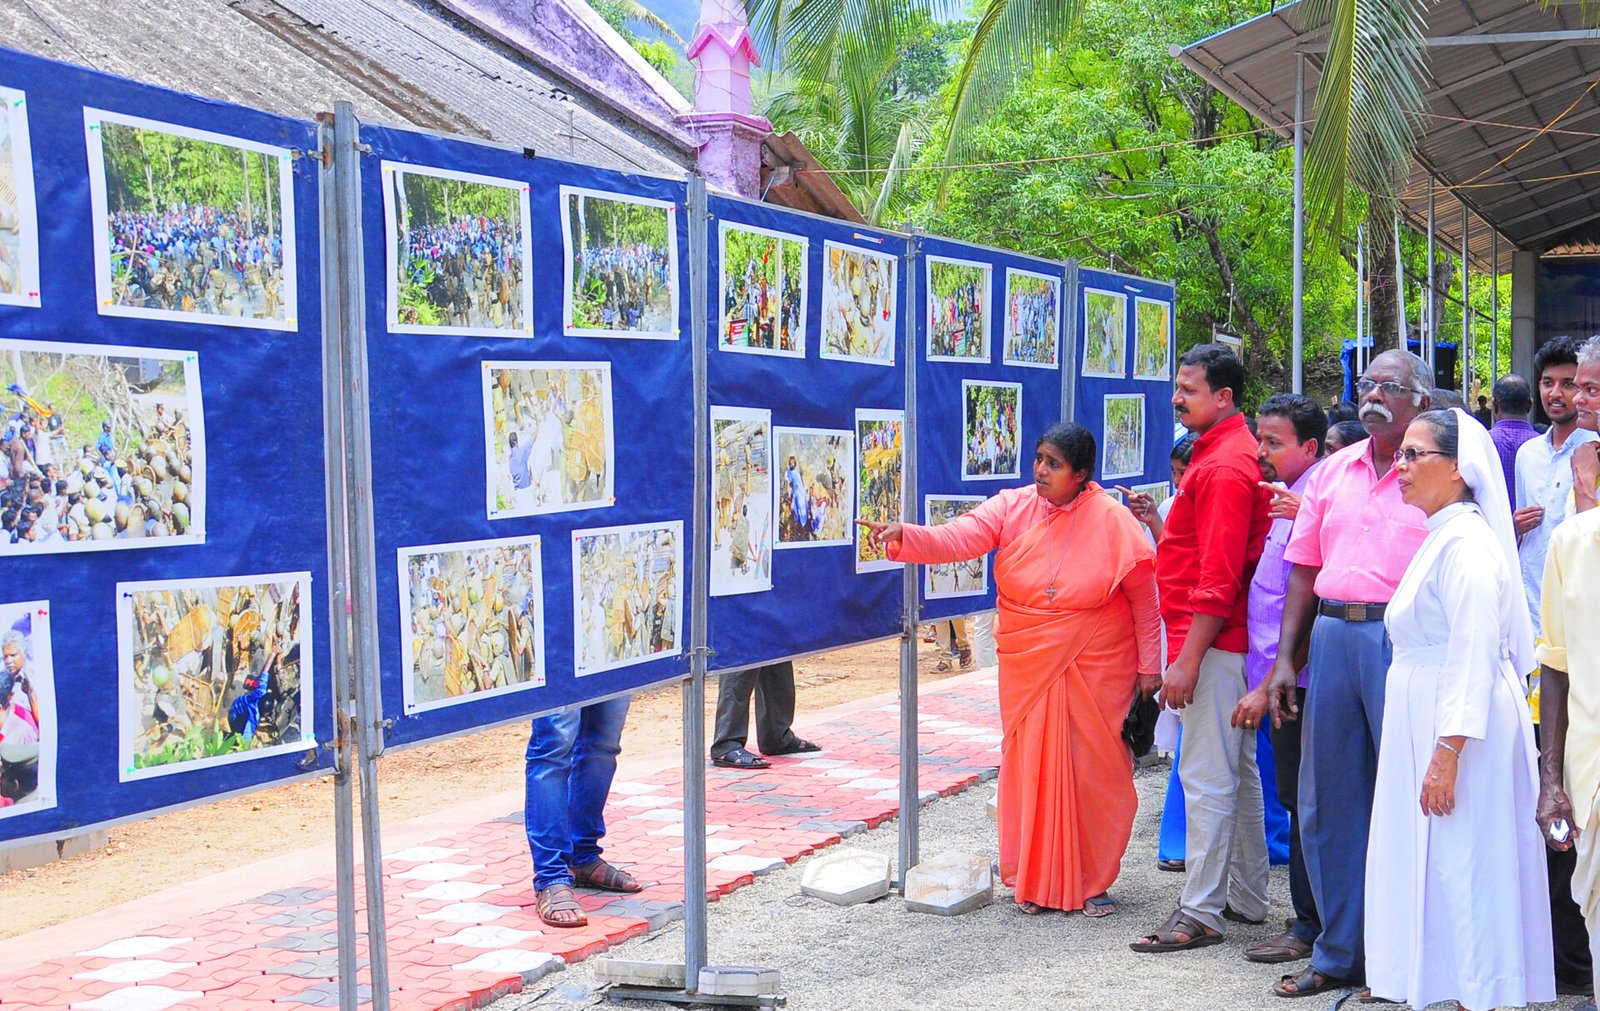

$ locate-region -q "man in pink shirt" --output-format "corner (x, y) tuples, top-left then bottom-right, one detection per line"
(1261, 350), (1432, 997)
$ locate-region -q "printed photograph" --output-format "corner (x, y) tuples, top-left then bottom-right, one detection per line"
(0, 600), (56, 821)
(774, 426), (855, 547)
(855, 409), (904, 572)
(1125, 480), (1172, 511)
(924, 496), (987, 599)
(711, 406), (772, 597)
(1102, 393), (1146, 480)
(1003, 269), (1059, 368)
(0, 339), (205, 555)
(1081, 288), (1127, 378)
(820, 240), (897, 365)
(926, 257), (989, 362)
(962, 380), (1021, 481)
(0, 86), (40, 309)
(383, 162), (531, 336)
(1133, 296), (1172, 380)
(399, 535), (544, 714)
(572, 521), (682, 676)
(562, 186), (678, 339)
(484, 361), (613, 519)
(85, 110), (296, 330)
(719, 223), (806, 357)
(118, 572), (312, 781)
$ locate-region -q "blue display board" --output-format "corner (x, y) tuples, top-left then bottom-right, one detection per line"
(358, 127), (696, 747)
(705, 196), (907, 673)
(0, 48), (333, 844)
(1073, 266), (1176, 497)
(914, 237), (1067, 622)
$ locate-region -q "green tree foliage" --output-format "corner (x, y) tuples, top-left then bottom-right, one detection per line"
(99, 123), (277, 225)
(589, 0), (687, 81)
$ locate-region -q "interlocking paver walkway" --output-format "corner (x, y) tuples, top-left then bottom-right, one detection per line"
(3, 672), (1001, 1009)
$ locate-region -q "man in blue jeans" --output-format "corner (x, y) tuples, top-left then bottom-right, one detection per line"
(526, 696), (640, 928)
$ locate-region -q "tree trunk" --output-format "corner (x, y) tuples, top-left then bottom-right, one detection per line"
(1366, 204), (1399, 354)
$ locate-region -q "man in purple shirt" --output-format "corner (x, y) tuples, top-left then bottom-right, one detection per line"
(1232, 393), (1326, 967)
(1490, 373), (1539, 505)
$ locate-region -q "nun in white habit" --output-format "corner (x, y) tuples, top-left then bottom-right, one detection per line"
(1365, 407), (1554, 1010)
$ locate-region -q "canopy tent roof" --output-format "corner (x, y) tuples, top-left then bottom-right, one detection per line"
(1176, 0), (1600, 274)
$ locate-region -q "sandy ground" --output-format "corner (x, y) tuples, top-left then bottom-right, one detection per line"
(490, 761), (1587, 1011)
(2, 636), (972, 939)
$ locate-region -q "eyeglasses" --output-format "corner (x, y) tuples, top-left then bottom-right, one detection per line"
(1393, 448), (1450, 465)
(1356, 379), (1422, 399)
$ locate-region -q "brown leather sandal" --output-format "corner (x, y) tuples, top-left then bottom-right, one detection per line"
(1244, 930), (1313, 964)
(1130, 909), (1224, 952)
(536, 882), (588, 928)
(572, 858), (642, 893)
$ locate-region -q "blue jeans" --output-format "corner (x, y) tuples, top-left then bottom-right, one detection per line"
(524, 696), (630, 890)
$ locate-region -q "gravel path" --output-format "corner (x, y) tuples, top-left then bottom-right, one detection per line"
(493, 759), (1585, 1011)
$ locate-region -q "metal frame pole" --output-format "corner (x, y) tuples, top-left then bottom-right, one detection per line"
(1356, 223), (1365, 376)
(1394, 209), (1406, 351)
(331, 102), (391, 1010)
(897, 235), (921, 887)
(1491, 230), (1500, 381)
(1292, 54), (1305, 394)
(684, 173), (711, 983)
(1426, 180), (1436, 369)
(1462, 201), (1471, 395)
(317, 111), (362, 1011)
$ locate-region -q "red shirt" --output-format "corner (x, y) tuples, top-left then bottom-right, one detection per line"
(1156, 412), (1270, 662)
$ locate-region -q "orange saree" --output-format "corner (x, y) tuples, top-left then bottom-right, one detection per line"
(893, 483), (1160, 909)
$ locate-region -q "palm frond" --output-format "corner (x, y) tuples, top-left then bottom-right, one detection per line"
(935, 0), (1086, 202)
(1301, 0), (1429, 240)
(869, 121), (917, 224)
(625, 0), (686, 45)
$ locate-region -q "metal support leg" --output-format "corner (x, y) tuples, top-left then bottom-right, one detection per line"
(1292, 54), (1305, 394)
(898, 236), (921, 887)
(1462, 201), (1471, 395)
(684, 173), (711, 985)
(1426, 180), (1436, 369)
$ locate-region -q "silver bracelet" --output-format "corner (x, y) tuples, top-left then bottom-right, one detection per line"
(1436, 739), (1462, 756)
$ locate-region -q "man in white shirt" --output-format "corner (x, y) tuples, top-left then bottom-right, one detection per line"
(1516, 336), (1600, 636)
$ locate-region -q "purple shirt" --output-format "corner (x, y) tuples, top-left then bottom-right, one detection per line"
(1247, 460), (1321, 690)
(1490, 418), (1539, 507)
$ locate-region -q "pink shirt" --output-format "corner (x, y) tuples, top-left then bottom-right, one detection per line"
(1284, 438), (1428, 603)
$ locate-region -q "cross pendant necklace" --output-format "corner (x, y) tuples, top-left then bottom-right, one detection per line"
(1045, 585), (1056, 601)
(1044, 509), (1074, 602)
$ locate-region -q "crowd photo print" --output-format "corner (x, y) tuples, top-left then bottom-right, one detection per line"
(563, 186), (677, 339)
(0, 599), (55, 820)
(719, 223), (806, 356)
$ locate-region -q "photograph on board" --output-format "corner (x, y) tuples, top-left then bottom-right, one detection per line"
(962, 380), (1021, 481)
(484, 361), (613, 519)
(1124, 480), (1171, 511)
(1002, 268), (1059, 369)
(710, 406), (772, 597)
(562, 186), (678, 339)
(1080, 288), (1127, 379)
(0, 600), (56, 821)
(926, 256), (989, 362)
(118, 572), (312, 781)
(1133, 296), (1172, 380)
(719, 222), (806, 357)
(572, 521), (683, 677)
(774, 426), (854, 547)
(820, 240), (896, 365)
(399, 535), (544, 714)
(0, 339), (205, 555)
(383, 161), (531, 336)
(84, 109), (296, 330)
(1102, 393), (1146, 481)
(924, 496), (987, 599)
(0, 86), (40, 309)
(855, 408), (904, 572)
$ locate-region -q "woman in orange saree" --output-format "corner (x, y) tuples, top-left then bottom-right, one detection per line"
(859, 423), (1162, 915)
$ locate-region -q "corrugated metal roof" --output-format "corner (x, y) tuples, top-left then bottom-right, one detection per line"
(1177, 0), (1600, 273)
(0, 0), (692, 176)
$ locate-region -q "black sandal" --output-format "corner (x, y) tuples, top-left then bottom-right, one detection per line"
(711, 746), (770, 769)
(1273, 967), (1353, 998)
(763, 738), (821, 756)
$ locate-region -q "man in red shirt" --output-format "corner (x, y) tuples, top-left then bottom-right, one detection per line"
(1133, 344), (1271, 953)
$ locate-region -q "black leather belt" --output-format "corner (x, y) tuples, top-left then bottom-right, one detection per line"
(1318, 600), (1386, 622)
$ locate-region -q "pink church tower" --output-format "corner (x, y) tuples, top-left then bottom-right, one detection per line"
(680, 0), (771, 197)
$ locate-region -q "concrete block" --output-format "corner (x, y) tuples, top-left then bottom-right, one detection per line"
(590, 958), (686, 989)
(0, 829), (109, 874)
(697, 966), (781, 997)
(799, 847), (892, 906)
(903, 851), (993, 916)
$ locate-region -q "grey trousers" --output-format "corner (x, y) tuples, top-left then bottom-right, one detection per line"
(1178, 647), (1270, 934)
(711, 661), (800, 757)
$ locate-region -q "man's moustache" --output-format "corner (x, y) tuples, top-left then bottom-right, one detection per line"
(1360, 404), (1394, 423)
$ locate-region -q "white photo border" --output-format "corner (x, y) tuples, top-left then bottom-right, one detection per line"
(772, 425), (856, 548)
(0, 87), (41, 309)
(570, 519), (685, 677)
(1079, 286), (1128, 379)
(0, 599), (57, 821)
(709, 404), (774, 597)
(716, 221), (808, 359)
(83, 108), (298, 331)
(924, 254), (992, 364)
(482, 359), (615, 520)
(960, 379), (1023, 482)
(1001, 266), (1061, 370)
(922, 495), (988, 600)
(560, 185), (680, 340)
(854, 407), (905, 573)
(1132, 294), (1173, 381)
(818, 238), (898, 367)
(381, 160), (534, 338)
(1101, 392), (1147, 481)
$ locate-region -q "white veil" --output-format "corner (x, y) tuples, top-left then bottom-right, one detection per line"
(1451, 407), (1536, 676)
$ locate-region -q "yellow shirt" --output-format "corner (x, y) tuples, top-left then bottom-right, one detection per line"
(1538, 507), (1600, 826)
